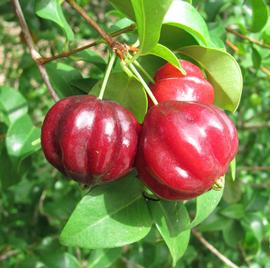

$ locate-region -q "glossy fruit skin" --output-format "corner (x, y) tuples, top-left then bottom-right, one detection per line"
(136, 101), (238, 200)
(41, 95), (140, 185)
(154, 59), (205, 81)
(150, 76), (214, 105)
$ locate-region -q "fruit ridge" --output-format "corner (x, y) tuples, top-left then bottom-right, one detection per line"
(41, 95), (140, 185)
(136, 100), (238, 200)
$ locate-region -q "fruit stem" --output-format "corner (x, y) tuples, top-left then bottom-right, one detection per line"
(98, 53), (116, 100)
(128, 63), (159, 106)
(134, 60), (155, 83)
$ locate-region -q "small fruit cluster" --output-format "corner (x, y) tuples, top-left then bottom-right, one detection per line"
(41, 60), (238, 200)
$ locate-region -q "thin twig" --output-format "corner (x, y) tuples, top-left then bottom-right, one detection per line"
(66, 0), (127, 59)
(260, 66), (270, 76)
(40, 24), (136, 64)
(226, 39), (239, 53)
(237, 166), (270, 172)
(240, 122), (270, 129)
(12, 0), (59, 102)
(192, 230), (240, 268)
(0, 249), (19, 261)
(226, 27), (270, 50)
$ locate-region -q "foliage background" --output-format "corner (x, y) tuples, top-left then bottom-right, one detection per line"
(0, 0), (270, 267)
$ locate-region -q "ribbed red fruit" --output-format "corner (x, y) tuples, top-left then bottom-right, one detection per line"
(41, 95), (140, 185)
(136, 101), (238, 200)
(154, 59), (205, 81)
(150, 76), (214, 105)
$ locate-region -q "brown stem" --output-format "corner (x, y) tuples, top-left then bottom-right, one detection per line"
(39, 24), (136, 64)
(226, 39), (239, 53)
(192, 230), (240, 268)
(226, 27), (270, 49)
(12, 0), (59, 102)
(0, 248), (19, 261)
(66, 0), (127, 59)
(240, 122), (270, 129)
(260, 66), (270, 76)
(237, 166), (270, 172)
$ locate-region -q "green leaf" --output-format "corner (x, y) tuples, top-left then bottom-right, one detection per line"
(223, 175), (242, 204)
(243, 214), (264, 242)
(131, 0), (173, 54)
(163, 0), (213, 47)
(220, 204), (245, 220)
(189, 188), (224, 229)
(0, 147), (21, 189)
(6, 114), (41, 161)
(252, 47), (262, 69)
(0, 86), (28, 124)
(91, 72), (148, 123)
(222, 220), (244, 248)
(160, 25), (198, 50)
(199, 214), (231, 232)
(70, 78), (98, 94)
(60, 173), (152, 249)
(35, 0), (74, 40)
(146, 43), (185, 73)
(109, 0), (135, 20)
(71, 50), (106, 70)
(179, 46), (243, 112)
(46, 62), (83, 98)
(150, 201), (190, 266)
(230, 158), (236, 182)
(88, 248), (122, 268)
(250, 0), (269, 33)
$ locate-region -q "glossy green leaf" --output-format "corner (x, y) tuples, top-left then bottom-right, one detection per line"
(0, 86), (28, 124)
(230, 158), (236, 182)
(71, 50), (106, 70)
(131, 0), (172, 54)
(250, 0), (269, 33)
(199, 214), (231, 232)
(146, 43), (184, 73)
(246, 193), (269, 213)
(0, 147), (21, 189)
(6, 114), (41, 160)
(223, 175), (242, 204)
(189, 188), (224, 229)
(46, 62), (83, 98)
(220, 204), (245, 220)
(243, 214), (264, 242)
(35, 0), (74, 40)
(60, 174), (152, 248)
(222, 220), (244, 248)
(88, 248), (122, 268)
(179, 46), (243, 112)
(91, 72), (148, 123)
(150, 201), (190, 266)
(252, 47), (262, 69)
(160, 25), (198, 50)
(109, 0), (135, 19)
(163, 0), (213, 46)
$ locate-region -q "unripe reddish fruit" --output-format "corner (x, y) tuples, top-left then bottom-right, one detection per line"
(149, 76), (215, 105)
(41, 95), (140, 185)
(136, 101), (238, 200)
(154, 59), (205, 81)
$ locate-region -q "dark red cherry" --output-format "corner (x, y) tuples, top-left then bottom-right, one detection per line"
(41, 95), (140, 185)
(149, 76), (214, 106)
(136, 101), (238, 200)
(154, 59), (205, 82)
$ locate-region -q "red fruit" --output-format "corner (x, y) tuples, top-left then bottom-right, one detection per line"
(41, 95), (140, 185)
(150, 76), (214, 105)
(136, 101), (238, 200)
(154, 59), (205, 81)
